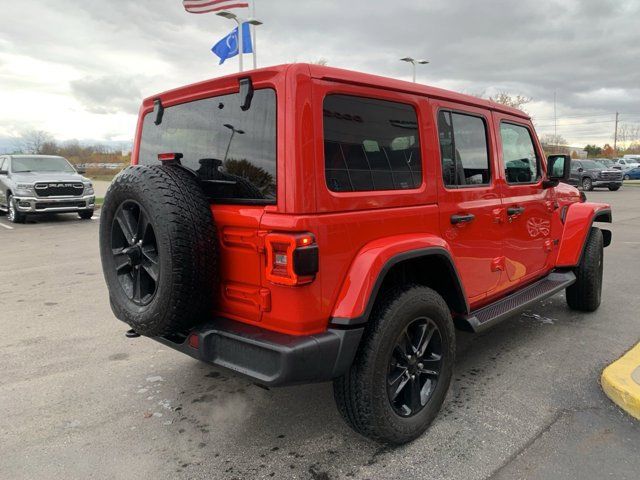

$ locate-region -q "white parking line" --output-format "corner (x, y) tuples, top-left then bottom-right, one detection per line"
(0, 222), (14, 230)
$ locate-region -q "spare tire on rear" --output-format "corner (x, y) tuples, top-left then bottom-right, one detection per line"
(99, 165), (218, 336)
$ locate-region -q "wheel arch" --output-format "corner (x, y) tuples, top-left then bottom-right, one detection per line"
(330, 235), (469, 327)
(556, 202), (611, 267)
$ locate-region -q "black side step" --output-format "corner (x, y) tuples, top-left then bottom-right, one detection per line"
(462, 270), (576, 333)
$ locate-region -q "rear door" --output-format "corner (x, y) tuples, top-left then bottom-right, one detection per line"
(434, 103), (503, 302)
(495, 117), (554, 285)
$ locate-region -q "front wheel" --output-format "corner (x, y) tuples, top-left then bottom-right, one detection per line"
(7, 195), (26, 224)
(333, 285), (455, 444)
(581, 177), (593, 191)
(566, 227), (603, 312)
(624, 174), (630, 181)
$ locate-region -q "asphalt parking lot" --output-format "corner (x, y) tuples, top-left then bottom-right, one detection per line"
(1, 187), (639, 480)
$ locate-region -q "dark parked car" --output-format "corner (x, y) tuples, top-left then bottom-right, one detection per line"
(568, 159), (623, 191)
(622, 166), (640, 180)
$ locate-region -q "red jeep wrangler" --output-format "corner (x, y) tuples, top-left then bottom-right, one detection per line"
(99, 64), (611, 444)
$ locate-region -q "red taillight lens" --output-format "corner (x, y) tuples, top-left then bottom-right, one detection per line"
(265, 233), (318, 286)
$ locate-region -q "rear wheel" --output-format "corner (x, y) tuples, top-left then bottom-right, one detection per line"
(99, 165), (218, 336)
(566, 227), (603, 312)
(333, 285), (455, 444)
(624, 174), (630, 181)
(7, 195), (26, 224)
(581, 177), (593, 191)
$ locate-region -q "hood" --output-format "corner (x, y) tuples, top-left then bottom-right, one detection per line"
(11, 171), (89, 184)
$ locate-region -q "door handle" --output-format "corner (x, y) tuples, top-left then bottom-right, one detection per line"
(450, 213), (475, 225)
(507, 206), (525, 216)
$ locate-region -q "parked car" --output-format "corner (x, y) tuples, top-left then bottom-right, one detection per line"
(597, 158), (616, 168)
(99, 64), (612, 444)
(0, 155), (95, 223)
(622, 166), (640, 180)
(614, 157), (640, 171)
(567, 159), (623, 191)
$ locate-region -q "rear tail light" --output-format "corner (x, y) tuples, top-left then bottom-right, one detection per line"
(265, 233), (318, 286)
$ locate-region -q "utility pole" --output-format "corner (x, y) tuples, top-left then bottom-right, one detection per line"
(613, 112), (619, 154)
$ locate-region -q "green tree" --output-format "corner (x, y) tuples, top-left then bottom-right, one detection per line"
(584, 144), (602, 157)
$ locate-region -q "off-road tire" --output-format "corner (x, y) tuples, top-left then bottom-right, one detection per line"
(566, 227), (603, 312)
(78, 209), (94, 220)
(581, 177), (593, 191)
(99, 165), (218, 336)
(7, 194), (26, 224)
(333, 285), (455, 444)
(608, 186), (620, 191)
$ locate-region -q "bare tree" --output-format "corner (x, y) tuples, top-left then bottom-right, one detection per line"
(489, 91), (532, 113)
(618, 123), (640, 147)
(540, 133), (567, 146)
(19, 130), (54, 154)
(312, 58), (328, 66)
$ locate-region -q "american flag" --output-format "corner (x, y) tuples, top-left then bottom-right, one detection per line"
(182, 0), (249, 14)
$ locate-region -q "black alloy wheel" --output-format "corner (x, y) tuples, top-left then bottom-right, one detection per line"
(387, 317), (443, 417)
(110, 200), (159, 306)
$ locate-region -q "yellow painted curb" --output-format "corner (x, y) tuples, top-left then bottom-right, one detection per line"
(601, 342), (640, 420)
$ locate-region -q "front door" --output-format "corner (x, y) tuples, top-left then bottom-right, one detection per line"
(495, 118), (554, 284)
(435, 105), (503, 302)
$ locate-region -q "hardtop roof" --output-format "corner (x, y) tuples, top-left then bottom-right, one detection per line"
(144, 63), (530, 120)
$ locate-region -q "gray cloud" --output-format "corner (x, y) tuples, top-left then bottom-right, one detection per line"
(1, 0), (639, 144)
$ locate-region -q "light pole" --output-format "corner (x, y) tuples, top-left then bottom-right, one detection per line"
(216, 11), (263, 72)
(400, 57), (429, 82)
(223, 123), (245, 161)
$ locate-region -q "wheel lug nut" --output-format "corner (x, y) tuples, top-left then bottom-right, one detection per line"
(418, 363), (424, 369)
(410, 374), (415, 380)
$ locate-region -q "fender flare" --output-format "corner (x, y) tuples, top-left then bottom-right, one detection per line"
(556, 202), (611, 267)
(329, 234), (468, 326)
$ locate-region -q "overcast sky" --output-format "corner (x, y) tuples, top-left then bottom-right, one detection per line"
(1, 0), (639, 149)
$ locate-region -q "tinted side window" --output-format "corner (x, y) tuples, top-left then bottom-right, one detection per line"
(0, 158), (6, 171)
(500, 123), (540, 184)
(438, 111), (490, 187)
(323, 95), (421, 192)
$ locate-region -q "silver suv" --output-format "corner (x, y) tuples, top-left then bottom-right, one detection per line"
(0, 155), (95, 223)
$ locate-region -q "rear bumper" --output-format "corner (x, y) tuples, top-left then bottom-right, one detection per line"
(153, 317), (364, 387)
(13, 194), (95, 213)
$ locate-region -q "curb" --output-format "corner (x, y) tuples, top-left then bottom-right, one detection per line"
(601, 342), (640, 420)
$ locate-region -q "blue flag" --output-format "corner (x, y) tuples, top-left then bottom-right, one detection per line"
(211, 23), (253, 65)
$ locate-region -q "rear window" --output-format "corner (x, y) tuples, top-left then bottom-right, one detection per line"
(138, 88), (277, 203)
(323, 94), (422, 192)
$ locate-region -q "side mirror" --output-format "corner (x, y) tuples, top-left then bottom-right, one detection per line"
(577, 167), (583, 172)
(544, 154), (571, 188)
(76, 168), (86, 175)
(0, 169), (7, 175)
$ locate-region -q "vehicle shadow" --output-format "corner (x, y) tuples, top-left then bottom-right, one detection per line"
(164, 297), (574, 478)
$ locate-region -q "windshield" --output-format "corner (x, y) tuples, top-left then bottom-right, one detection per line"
(581, 160), (605, 169)
(12, 156), (76, 173)
(139, 88), (277, 203)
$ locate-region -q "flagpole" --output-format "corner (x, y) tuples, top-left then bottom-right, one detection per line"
(238, 19), (244, 72)
(252, 1), (257, 69)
